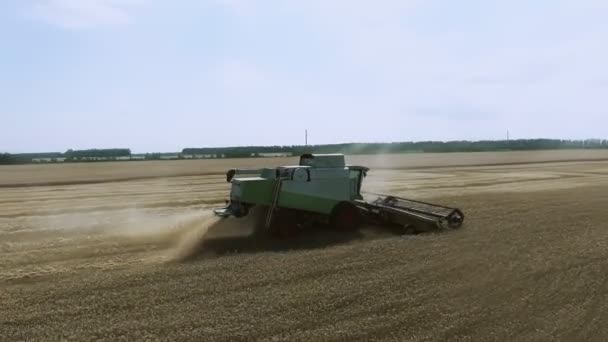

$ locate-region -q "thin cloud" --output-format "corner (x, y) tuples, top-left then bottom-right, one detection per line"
(29, 0), (143, 29)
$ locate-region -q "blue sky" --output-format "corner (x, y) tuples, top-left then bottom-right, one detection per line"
(1, 0), (607, 153)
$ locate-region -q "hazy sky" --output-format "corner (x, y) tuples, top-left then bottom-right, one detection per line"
(1, 0), (607, 153)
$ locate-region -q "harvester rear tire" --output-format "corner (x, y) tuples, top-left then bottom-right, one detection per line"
(330, 202), (360, 232)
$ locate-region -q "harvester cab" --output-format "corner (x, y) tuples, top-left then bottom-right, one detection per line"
(214, 153), (464, 235)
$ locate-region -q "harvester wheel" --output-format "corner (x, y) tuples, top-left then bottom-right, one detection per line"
(330, 202), (360, 231)
(403, 224), (417, 235)
(232, 204), (249, 218)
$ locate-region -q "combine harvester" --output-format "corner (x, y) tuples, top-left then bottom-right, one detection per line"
(214, 154), (464, 236)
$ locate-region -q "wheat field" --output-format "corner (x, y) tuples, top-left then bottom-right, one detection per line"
(2, 151), (608, 341)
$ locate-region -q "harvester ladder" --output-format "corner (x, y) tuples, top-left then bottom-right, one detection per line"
(265, 178), (283, 228)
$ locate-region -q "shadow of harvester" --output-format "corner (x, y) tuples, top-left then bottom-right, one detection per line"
(176, 218), (369, 261)
(172, 206), (441, 262)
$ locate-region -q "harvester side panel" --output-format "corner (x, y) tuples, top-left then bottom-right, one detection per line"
(234, 178), (275, 206)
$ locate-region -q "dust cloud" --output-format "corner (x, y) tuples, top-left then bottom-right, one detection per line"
(106, 207), (266, 263)
(168, 213), (222, 262)
(168, 207), (267, 262)
(99, 209), (226, 262)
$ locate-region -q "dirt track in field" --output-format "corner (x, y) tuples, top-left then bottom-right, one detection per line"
(2, 151), (608, 341)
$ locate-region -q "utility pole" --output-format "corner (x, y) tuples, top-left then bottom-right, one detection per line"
(507, 130), (510, 141)
(305, 129), (308, 146)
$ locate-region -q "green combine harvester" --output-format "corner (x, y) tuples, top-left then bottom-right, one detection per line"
(214, 154), (464, 236)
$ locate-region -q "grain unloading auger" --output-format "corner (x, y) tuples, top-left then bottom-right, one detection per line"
(214, 154), (464, 235)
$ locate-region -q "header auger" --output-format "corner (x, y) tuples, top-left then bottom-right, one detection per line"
(214, 154), (464, 236)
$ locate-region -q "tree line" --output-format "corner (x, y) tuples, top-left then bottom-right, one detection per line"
(0, 149), (131, 165)
(183, 139), (608, 157)
(64, 149), (131, 159)
(2, 140), (608, 165)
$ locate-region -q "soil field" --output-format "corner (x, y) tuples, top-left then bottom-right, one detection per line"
(2, 151), (608, 341)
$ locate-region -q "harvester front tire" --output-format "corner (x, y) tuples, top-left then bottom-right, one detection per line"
(232, 204), (249, 218)
(330, 202), (360, 232)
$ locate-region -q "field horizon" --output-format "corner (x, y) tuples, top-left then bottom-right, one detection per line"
(2, 149), (608, 188)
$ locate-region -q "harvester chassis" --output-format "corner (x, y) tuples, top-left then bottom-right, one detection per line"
(218, 191), (464, 236)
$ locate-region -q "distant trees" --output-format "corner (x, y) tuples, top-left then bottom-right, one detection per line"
(2, 139), (608, 166)
(183, 139), (608, 157)
(65, 149), (131, 160)
(0, 153), (62, 164)
(0, 153), (15, 165)
(183, 146), (312, 157)
(144, 153), (162, 160)
(1, 149), (132, 164)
